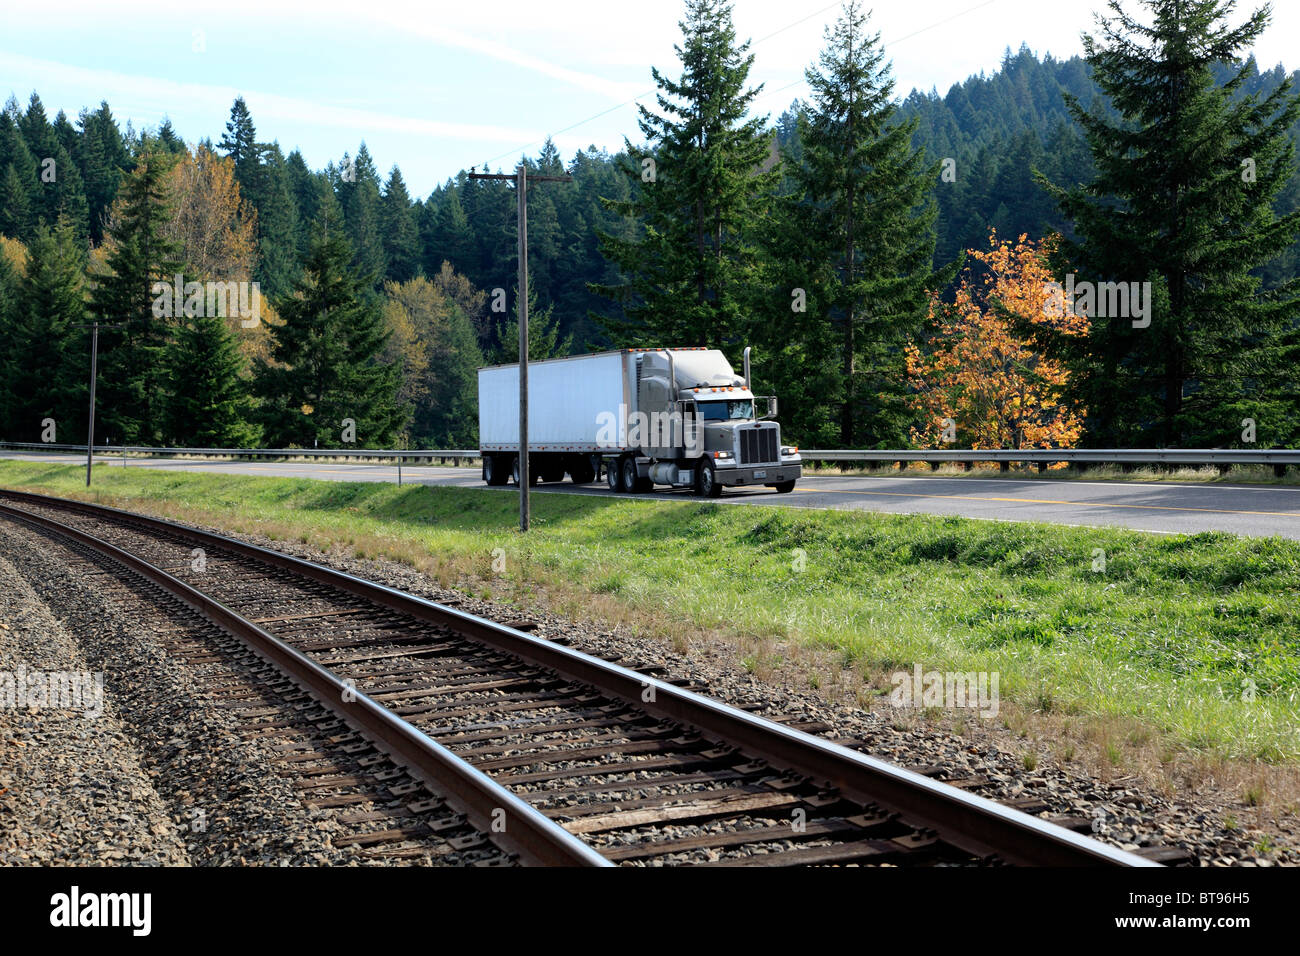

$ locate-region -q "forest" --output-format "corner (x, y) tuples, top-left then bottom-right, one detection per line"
(0, 0), (1297, 451)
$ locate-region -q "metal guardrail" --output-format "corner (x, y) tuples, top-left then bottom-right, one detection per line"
(1, 442), (1296, 472)
(800, 447), (1300, 465)
(0, 442), (481, 462)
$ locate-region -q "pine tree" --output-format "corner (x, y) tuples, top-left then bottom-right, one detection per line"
(1041, 0), (1300, 446)
(254, 143), (300, 298)
(156, 117), (186, 155)
(218, 97), (259, 182)
(337, 144), (385, 282)
(77, 102), (130, 245)
(255, 205), (405, 446)
(163, 312), (261, 446)
(594, 0), (774, 348)
(426, 185), (474, 274)
(90, 148), (182, 445)
(0, 163), (31, 239)
(0, 245), (20, 436)
(496, 286), (572, 362)
(380, 166), (420, 282)
(764, 0), (952, 446)
(286, 149), (324, 261)
(5, 219), (88, 441)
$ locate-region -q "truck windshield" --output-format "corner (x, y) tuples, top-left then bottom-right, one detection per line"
(697, 400), (754, 422)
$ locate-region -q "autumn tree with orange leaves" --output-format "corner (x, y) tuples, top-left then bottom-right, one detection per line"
(906, 232), (1088, 450)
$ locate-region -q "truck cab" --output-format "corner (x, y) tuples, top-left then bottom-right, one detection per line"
(612, 347), (802, 497)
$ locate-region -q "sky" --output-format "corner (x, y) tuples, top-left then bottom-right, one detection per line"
(3, 0), (1297, 196)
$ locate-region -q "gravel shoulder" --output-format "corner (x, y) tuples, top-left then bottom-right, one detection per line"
(0, 550), (190, 865)
(0, 523), (354, 865)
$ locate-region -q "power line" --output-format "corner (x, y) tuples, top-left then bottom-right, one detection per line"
(471, 0), (851, 170)
(751, 0), (1003, 107)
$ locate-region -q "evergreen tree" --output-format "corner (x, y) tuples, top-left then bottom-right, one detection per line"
(218, 97), (260, 182)
(1042, 0), (1300, 446)
(496, 286), (572, 362)
(420, 299), (482, 446)
(0, 164), (31, 239)
(426, 183), (474, 274)
(156, 117), (186, 155)
(4, 219), (87, 441)
(253, 142), (300, 297)
(255, 206), (405, 446)
(285, 148), (325, 261)
(337, 143), (386, 282)
(380, 166), (420, 282)
(764, 0), (951, 446)
(595, 0), (774, 348)
(77, 102), (130, 244)
(89, 148), (182, 445)
(163, 312), (261, 446)
(0, 247), (18, 435)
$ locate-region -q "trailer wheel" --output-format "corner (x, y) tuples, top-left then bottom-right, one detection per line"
(570, 462), (596, 484)
(484, 455), (508, 486)
(695, 459), (723, 498)
(511, 455), (538, 486)
(606, 459), (620, 491)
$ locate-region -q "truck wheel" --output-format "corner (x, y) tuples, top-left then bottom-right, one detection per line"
(620, 457), (643, 494)
(484, 455), (508, 486)
(695, 460), (723, 498)
(606, 460), (620, 491)
(511, 456), (538, 486)
(772, 480), (796, 494)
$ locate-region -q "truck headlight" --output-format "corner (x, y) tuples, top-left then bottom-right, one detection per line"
(712, 450), (732, 459)
(781, 446), (798, 457)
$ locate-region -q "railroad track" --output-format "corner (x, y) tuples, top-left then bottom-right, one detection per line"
(0, 489), (1167, 867)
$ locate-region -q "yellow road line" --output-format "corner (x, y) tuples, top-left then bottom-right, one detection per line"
(795, 485), (1300, 519)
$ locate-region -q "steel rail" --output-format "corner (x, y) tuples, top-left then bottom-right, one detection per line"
(0, 499), (611, 867)
(0, 489), (1157, 866)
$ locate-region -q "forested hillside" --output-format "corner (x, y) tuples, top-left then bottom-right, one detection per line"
(1, 0), (1297, 450)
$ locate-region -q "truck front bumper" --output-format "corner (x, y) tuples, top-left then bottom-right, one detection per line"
(714, 460), (802, 487)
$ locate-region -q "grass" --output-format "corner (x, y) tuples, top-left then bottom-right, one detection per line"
(2, 458), (1298, 774)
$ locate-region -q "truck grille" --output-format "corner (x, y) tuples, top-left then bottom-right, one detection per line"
(739, 427), (778, 465)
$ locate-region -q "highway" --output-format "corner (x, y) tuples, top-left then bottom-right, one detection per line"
(4, 452), (1300, 539)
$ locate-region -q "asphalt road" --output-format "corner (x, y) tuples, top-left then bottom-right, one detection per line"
(5, 452), (1300, 539)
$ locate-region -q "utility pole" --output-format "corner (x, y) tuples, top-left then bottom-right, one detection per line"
(468, 164), (572, 532)
(74, 320), (125, 487)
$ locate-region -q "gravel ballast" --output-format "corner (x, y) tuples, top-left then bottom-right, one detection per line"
(1, 503), (1295, 866)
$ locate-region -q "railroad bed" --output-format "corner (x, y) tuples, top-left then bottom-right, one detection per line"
(0, 490), (1169, 867)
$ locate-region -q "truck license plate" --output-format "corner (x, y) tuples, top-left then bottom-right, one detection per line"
(753, 470), (767, 479)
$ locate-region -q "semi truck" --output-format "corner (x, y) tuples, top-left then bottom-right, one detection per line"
(477, 347), (801, 497)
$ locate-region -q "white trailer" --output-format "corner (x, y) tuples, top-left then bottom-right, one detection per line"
(478, 347), (801, 496)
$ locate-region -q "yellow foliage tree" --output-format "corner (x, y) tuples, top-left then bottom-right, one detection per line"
(906, 232), (1089, 449)
(0, 234), (28, 275)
